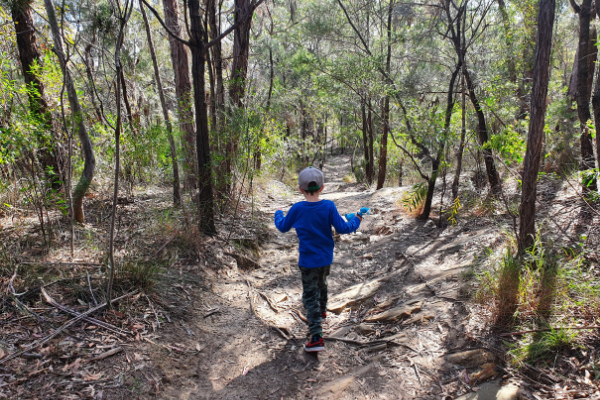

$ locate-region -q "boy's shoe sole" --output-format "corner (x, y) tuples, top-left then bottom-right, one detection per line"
(304, 336), (325, 352)
(304, 344), (324, 352)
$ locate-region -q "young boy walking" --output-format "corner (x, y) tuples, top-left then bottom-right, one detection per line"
(274, 167), (365, 352)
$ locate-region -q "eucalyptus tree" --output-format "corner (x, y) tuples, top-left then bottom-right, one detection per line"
(518, 0), (555, 251)
(4, 0), (61, 184)
(43, 0), (96, 223)
(142, 0), (265, 235)
(161, 0), (196, 189)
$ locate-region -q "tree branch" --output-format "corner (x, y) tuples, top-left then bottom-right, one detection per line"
(389, 132), (430, 181)
(570, 0), (581, 13)
(140, 0), (192, 46)
(206, 0), (267, 48)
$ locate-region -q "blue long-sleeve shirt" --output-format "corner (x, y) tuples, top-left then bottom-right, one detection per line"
(274, 200), (361, 268)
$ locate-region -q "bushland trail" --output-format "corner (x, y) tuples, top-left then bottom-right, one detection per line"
(121, 154), (513, 400)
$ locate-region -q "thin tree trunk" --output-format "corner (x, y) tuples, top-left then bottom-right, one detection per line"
(43, 0), (96, 223)
(452, 73), (467, 200)
(107, 1), (132, 304)
(12, 1), (60, 185)
(420, 64), (460, 220)
(518, 0), (555, 251)
(376, 0), (394, 190)
(162, 0), (197, 189)
(377, 97), (389, 189)
(362, 102), (370, 181)
(574, 0), (597, 189)
(207, 0), (225, 112)
(367, 99), (374, 185)
(189, 0), (217, 235)
(140, 0), (181, 206)
(464, 68), (501, 193)
(120, 72), (136, 132)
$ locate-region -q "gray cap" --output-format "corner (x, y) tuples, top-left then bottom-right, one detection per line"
(298, 167), (324, 191)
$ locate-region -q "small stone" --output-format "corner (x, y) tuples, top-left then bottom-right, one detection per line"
(360, 253), (374, 260)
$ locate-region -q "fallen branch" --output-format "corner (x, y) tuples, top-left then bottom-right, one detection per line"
(41, 288), (129, 337)
(256, 291), (282, 313)
(0, 290), (137, 364)
(246, 279), (291, 340)
(290, 308), (308, 324)
(91, 347), (123, 361)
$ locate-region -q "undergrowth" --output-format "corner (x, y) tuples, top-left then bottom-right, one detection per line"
(473, 234), (600, 364)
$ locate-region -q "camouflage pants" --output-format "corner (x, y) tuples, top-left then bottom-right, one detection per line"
(299, 265), (331, 336)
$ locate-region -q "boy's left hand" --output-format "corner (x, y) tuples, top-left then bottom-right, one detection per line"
(357, 207), (370, 217)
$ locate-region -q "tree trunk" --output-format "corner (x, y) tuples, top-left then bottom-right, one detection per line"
(43, 0), (96, 223)
(230, 0), (253, 107)
(361, 102), (370, 181)
(107, 1), (131, 304)
(207, 0), (225, 112)
(12, 1), (60, 185)
(367, 99), (375, 185)
(420, 64), (460, 220)
(189, 0), (217, 235)
(452, 73), (467, 200)
(518, 0), (555, 251)
(140, 0), (181, 206)
(464, 68), (501, 193)
(162, 0), (197, 190)
(376, 0), (393, 190)
(575, 0), (597, 190)
(376, 97), (389, 189)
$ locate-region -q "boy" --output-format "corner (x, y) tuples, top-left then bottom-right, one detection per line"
(274, 167), (365, 352)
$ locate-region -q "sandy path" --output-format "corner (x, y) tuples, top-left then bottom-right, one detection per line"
(118, 155), (502, 400)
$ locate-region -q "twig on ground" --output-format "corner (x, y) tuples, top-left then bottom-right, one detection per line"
(202, 308), (220, 318)
(91, 347), (123, 361)
(257, 290), (282, 313)
(87, 272), (98, 307)
(1, 290), (137, 364)
(145, 295), (161, 329)
(41, 288), (128, 337)
(290, 308), (309, 324)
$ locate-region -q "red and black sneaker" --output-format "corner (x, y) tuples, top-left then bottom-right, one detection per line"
(321, 311), (327, 320)
(304, 334), (325, 352)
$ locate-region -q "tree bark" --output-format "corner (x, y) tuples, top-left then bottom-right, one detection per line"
(518, 0), (555, 251)
(464, 68), (501, 193)
(162, 0), (197, 189)
(376, 0), (394, 190)
(574, 0), (597, 189)
(107, 1), (132, 304)
(43, 0), (96, 223)
(376, 97), (389, 189)
(140, 0), (181, 206)
(207, 0), (225, 112)
(367, 99), (375, 185)
(420, 64), (460, 220)
(452, 73), (467, 200)
(189, 0), (217, 234)
(229, 0), (254, 107)
(361, 102), (370, 182)
(12, 1), (60, 185)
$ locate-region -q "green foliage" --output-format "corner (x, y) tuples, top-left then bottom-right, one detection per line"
(401, 182), (427, 212)
(486, 123), (526, 164)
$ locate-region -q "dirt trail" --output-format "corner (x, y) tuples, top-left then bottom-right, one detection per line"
(115, 155), (508, 400)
